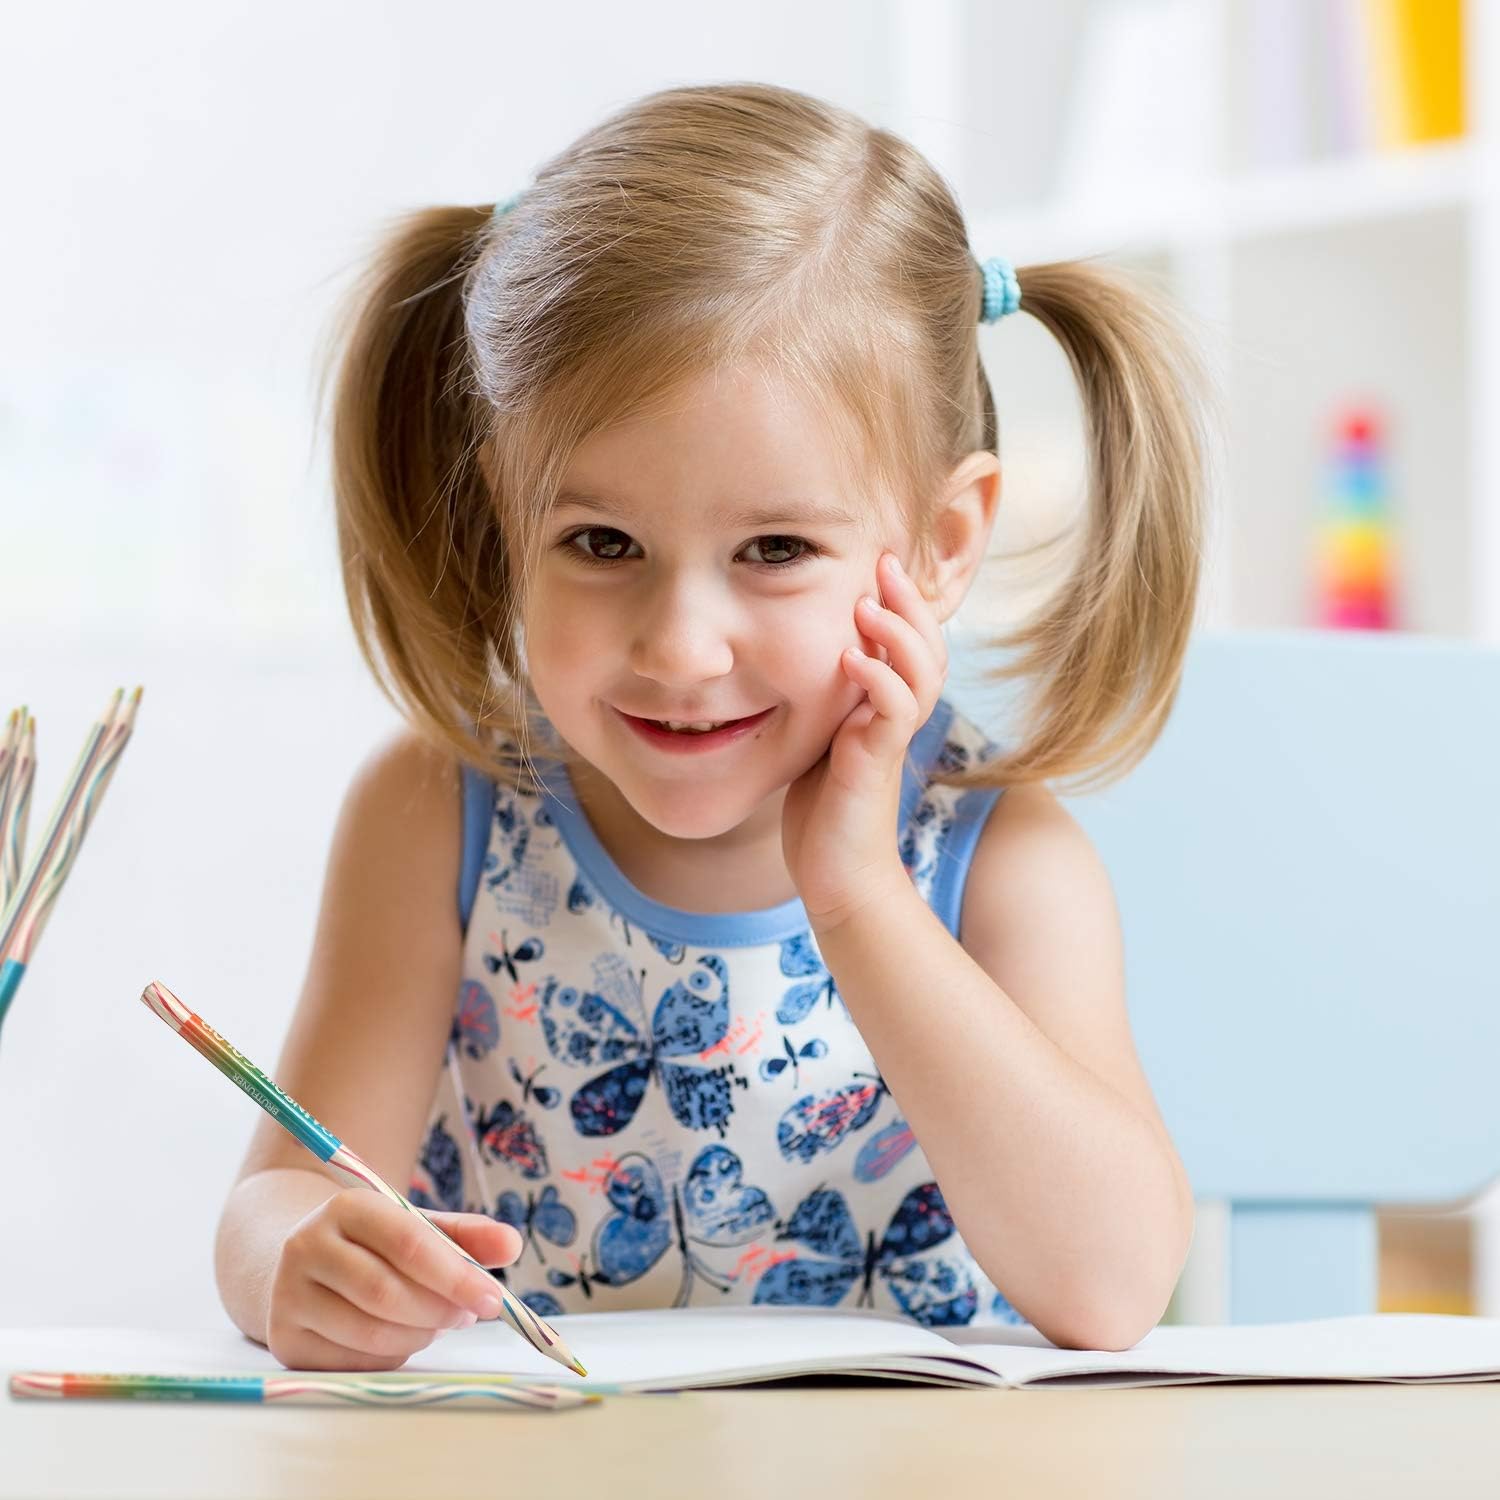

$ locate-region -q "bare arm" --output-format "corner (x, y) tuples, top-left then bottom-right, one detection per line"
(214, 728), (477, 1346)
(810, 781), (1194, 1352)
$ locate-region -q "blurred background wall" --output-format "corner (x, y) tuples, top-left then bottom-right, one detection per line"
(2, 0), (1492, 1327)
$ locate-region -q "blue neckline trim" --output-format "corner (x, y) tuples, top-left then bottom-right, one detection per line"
(458, 763), (497, 934)
(519, 699), (958, 948)
(929, 786), (1005, 940)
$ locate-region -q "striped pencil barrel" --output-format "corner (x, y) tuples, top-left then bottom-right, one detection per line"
(0, 689), (119, 962)
(0, 689), (142, 1030)
(140, 980), (588, 1379)
(3, 688), (142, 967)
(0, 708), (35, 909)
(9, 1371), (602, 1411)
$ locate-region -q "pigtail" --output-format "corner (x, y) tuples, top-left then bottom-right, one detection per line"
(961, 259), (1209, 793)
(321, 204), (525, 777)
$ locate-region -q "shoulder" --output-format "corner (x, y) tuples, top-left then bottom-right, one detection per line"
(962, 781), (1113, 929)
(334, 726), (464, 887)
(348, 725), (463, 812)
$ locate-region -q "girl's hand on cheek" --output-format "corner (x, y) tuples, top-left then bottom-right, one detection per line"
(782, 549), (948, 934)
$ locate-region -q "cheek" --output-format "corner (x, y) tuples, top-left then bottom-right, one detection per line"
(763, 593), (866, 691)
(522, 588), (604, 678)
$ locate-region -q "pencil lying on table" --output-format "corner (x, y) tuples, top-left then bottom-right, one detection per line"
(138, 980), (588, 1378)
(9, 1371), (600, 1412)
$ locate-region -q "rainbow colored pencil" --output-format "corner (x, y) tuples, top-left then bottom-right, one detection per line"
(0, 689), (143, 1032)
(0, 708), (36, 909)
(139, 980), (588, 1379)
(9, 1371), (601, 1412)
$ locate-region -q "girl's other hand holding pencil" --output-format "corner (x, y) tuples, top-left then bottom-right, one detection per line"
(267, 1189), (523, 1372)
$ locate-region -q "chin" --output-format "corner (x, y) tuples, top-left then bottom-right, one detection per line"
(626, 781), (766, 841)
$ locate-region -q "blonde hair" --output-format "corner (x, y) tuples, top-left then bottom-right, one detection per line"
(323, 81), (1207, 795)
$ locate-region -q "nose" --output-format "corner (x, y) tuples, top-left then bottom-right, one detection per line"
(627, 571), (736, 688)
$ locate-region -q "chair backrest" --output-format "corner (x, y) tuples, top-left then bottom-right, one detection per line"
(1051, 630), (1500, 1322)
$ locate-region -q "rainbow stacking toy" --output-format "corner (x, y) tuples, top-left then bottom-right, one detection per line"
(1314, 408), (1398, 630)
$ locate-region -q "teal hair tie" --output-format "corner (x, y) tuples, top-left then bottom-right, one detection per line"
(493, 192), (523, 222)
(979, 255), (1021, 323)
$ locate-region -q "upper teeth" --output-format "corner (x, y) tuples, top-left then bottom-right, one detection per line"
(662, 720), (729, 732)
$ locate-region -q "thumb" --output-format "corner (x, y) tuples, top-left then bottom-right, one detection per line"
(421, 1209), (523, 1269)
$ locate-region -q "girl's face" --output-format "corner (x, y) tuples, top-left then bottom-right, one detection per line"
(521, 363), (911, 843)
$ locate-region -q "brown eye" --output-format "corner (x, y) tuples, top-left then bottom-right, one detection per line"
(565, 527), (636, 563)
(744, 535), (810, 566)
(559, 528), (821, 570)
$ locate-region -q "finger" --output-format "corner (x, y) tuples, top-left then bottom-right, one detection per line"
(855, 595), (940, 707)
(423, 1210), (524, 1270)
(276, 1317), (433, 1374)
(854, 603), (890, 665)
(341, 1196), (507, 1318)
(312, 1227), (479, 1331)
(842, 649), (921, 750)
(302, 1278), (449, 1362)
(878, 553), (948, 668)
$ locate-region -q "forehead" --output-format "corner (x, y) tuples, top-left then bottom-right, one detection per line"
(558, 364), (887, 529)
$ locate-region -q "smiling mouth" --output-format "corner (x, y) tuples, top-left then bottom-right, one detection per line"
(649, 717), (740, 732)
(617, 707), (775, 743)
(623, 711), (763, 730)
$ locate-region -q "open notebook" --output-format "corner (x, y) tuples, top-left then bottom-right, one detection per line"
(7, 1306), (1500, 1391)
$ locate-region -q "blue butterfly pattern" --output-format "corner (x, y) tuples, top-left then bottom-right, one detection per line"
(753, 1181), (978, 1326)
(486, 799), (562, 928)
(539, 951), (747, 1138)
(451, 979), (500, 1060)
(775, 933), (840, 1025)
(590, 1145), (775, 1304)
(410, 1115), (467, 1213)
(854, 1117), (918, 1182)
(777, 1073), (887, 1162)
(496, 1184), (577, 1262)
(471, 1097), (548, 1178)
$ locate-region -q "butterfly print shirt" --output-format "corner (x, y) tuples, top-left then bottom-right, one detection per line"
(410, 696), (1029, 1329)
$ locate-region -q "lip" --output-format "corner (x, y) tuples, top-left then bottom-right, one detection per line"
(616, 706), (775, 753)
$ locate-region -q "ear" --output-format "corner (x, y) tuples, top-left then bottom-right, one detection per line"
(915, 452), (1001, 624)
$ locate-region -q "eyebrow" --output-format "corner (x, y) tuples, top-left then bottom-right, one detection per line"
(554, 489), (861, 530)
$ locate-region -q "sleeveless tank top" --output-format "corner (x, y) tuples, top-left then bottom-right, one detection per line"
(409, 696), (1029, 1329)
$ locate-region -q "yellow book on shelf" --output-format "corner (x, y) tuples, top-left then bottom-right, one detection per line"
(1361, 0), (1404, 149)
(1362, 0), (1464, 148)
(1395, 0), (1464, 142)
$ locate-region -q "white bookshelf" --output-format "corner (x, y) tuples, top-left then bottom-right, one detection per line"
(887, 0), (1500, 1320)
(894, 0), (1500, 645)
(976, 135), (1474, 260)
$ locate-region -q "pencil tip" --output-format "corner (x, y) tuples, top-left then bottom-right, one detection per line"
(570, 1360), (588, 1377)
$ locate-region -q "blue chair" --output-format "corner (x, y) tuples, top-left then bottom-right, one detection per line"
(1047, 630), (1500, 1323)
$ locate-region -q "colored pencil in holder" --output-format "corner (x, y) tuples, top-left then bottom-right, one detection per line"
(0, 708), (36, 910)
(138, 979), (589, 1380)
(0, 688), (142, 1031)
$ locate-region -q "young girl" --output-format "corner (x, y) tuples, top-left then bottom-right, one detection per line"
(216, 81), (1206, 1373)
